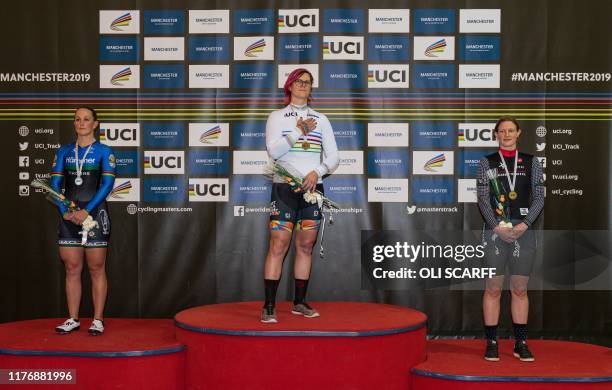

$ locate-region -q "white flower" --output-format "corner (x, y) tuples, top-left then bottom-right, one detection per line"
(82, 215), (99, 231)
(498, 221), (513, 228)
(303, 191), (323, 209)
(79, 216), (99, 245)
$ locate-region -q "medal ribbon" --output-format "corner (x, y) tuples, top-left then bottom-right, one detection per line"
(498, 150), (518, 196)
(74, 142), (93, 183)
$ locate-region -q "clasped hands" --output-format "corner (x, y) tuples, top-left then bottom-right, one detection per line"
(63, 209), (90, 225)
(494, 222), (528, 243)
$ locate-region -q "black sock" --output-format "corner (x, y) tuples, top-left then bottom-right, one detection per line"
(293, 279), (309, 305)
(264, 279), (280, 307)
(513, 323), (527, 343)
(485, 325), (498, 341)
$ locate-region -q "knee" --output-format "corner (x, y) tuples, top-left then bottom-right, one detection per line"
(63, 262), (82, 277)
(269, 237), (290, 258)
(88, 263), (106, 278)
(484, 286), (502, 299)
(511, 286), (528, 299)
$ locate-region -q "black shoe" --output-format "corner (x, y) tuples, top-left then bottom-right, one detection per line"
(513, 340), (535, 362)
(484, 339), (500, 361)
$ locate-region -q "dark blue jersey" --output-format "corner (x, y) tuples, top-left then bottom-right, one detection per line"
(50, 141), (116, 215)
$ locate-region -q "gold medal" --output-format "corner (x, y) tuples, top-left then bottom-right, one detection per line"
(302, 141), (310, 150)
(509, 191), (518, 200)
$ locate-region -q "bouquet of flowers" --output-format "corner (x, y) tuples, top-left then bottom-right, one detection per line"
(31, 178), (99, 245)
(484, 169), (520, 257)
(485, 169), (512, 228)
(265, 161), (340, 258)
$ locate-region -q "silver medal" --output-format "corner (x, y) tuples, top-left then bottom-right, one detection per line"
(75, 176), (83, 186)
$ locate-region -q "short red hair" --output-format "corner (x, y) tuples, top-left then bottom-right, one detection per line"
(283, 68), (313, 106)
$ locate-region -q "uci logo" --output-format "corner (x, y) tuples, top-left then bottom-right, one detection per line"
(100, 124), (140, 146)
(150, 156), (182, 169)
(463, 128), (496, 142)
(103, 128), (137, 141)
(327, 41), (361, 55)
(282, 14), (316, 28)
(284, 112), (298, 117)
(193, 183), (226, 197)
(371, 70), (406, 83)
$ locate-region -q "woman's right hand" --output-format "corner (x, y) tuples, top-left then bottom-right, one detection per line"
(297, 118), (317, 134)
(63, 211), (77, 224)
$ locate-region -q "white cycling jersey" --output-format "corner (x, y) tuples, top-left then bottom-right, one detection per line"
(266, 103), (339, 183)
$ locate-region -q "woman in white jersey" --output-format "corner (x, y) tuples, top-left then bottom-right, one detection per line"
(261, 68), (339, 323)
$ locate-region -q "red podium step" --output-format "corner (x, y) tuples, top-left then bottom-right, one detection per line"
(175, 301), (427, 390)
(412, 339), (612, 390)
(0, 318), (185, 390)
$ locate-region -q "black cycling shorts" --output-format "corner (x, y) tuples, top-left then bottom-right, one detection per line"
(269, 183), (323, 232)
(58, 204), (111, 248)
(483, 224), (536, 277)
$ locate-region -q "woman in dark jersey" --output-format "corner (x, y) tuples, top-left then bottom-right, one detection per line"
(477, 117), (544, 362)
(50, 107), (115, 336)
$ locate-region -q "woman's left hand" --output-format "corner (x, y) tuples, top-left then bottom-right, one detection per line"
(511, 222), (528, 240)
(301, 171), (318, 192)
(72, 209), (90, 225)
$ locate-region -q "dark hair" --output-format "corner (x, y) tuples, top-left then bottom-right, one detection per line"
(75, 106), (98, 121)
(494, 116), (520, 132)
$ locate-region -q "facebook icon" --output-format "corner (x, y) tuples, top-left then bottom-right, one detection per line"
(234, 206), (245, 216)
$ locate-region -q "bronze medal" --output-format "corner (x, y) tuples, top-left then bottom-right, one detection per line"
(302, 141), (310, 150)
(509, 191), (518, 200)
